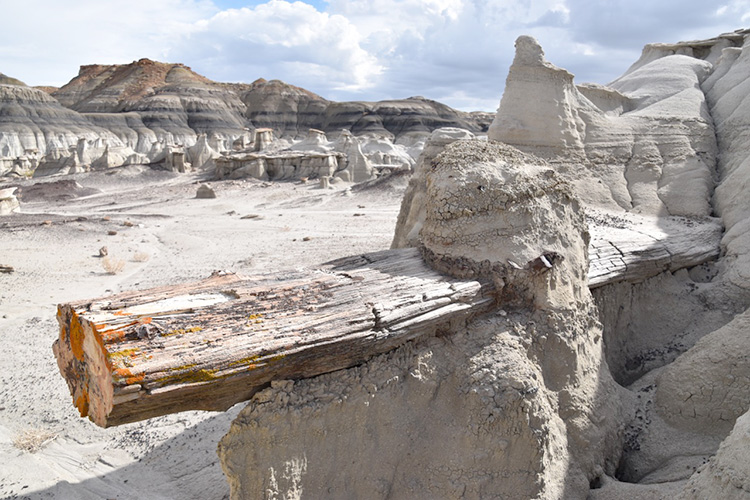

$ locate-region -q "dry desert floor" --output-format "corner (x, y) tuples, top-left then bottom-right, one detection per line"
(0, 167), (406, 499)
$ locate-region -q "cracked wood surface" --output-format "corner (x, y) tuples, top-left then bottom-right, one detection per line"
(53, 248), (495, 427)
(53, 212), (721, 427)
(587, 211), (722, 288)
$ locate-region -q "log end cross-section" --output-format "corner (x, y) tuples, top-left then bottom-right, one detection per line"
(53, 248), (495, 427)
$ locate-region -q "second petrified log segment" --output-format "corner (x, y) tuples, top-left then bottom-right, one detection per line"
(53, 248), (494, 428)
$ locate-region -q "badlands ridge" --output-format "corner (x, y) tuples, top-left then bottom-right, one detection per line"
(1, 28), (750, 500)
(0, 59), (489, 180)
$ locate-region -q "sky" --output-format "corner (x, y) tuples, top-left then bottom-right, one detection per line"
(1, 0), (748, 111)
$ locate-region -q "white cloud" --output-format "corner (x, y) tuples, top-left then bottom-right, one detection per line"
(317, 0), (583, 105)
(1, 0), (748, 111)
(715, 1), (750, 19)
(170, 0), (382, 92)
(0, 0), (215, 85)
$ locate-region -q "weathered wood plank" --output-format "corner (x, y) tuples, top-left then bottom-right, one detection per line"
(53, 248), (495, 427)
(587, 211), (722, 288)
(53, 211), (722, 427)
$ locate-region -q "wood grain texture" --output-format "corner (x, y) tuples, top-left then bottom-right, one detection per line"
(53, 248), (494, 427)
(587, 212), (722, 288)
(53, 213), (721, 427)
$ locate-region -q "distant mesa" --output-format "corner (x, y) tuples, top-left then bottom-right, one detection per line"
(0, 60), (487, 179)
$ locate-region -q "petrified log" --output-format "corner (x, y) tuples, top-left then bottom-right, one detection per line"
(53, 248), (494, 427)
(53, 212), (721, 428)
(587, 212), (722, 288)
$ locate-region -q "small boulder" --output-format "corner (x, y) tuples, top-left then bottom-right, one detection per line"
(196, 184), (217, 199)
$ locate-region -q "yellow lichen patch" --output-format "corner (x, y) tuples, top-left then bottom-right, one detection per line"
(108, 348), (141, 362)
(163, 326), (203, 337)
(70, 314), (85, 362)
(155, 364), (219, 385)
(113, 310), (129, 317)
(170, 363), (197, 371)
(228, 355), (260, 368)
(246, 313), (264, 326)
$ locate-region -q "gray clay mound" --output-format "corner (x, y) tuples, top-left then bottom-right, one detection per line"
(18, 179), (102, 202)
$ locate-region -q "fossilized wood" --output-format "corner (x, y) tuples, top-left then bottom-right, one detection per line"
(53, 212), (721, 427)
(53, 248), (495, 427)
(587, 213), (722, 288)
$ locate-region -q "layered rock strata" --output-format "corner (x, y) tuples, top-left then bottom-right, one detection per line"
(50, 60), (248, 165)
(2, 61), (486, 178)
(0, 83), (134, 176)
(216, 150), (345, 181)
(215, 128), (347, 181)
(55, 62), (489, 155)
(240, 78), (490, 140)
(489, 35), (716, 219)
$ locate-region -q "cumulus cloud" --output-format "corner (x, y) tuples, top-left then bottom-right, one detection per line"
(320, 0), (590, 109)
(714, 0), (750, 23)
(0, 0), (215, 85)
(564, 0), (744, 49)
(1, 0), (748, 111)
(168, 0), (383, 93)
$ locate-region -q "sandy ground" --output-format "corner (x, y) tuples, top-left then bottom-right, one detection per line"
(0, 167), (406, 499)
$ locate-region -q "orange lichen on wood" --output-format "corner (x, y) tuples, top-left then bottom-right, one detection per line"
(52, 249), (494, 427)
(75, 393), (89, 417)
(113, 367), (134, 379)
(101, 329), (127, 343)
(112, 366), (145, 386)
(69, 314), (85, 362)
(126, 374), (145, 385)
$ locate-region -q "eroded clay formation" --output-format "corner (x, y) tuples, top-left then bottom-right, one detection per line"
(0, 60), (488, 179)
(219, 31), (750, 499)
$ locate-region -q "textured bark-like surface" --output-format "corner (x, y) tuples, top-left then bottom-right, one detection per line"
(587, 212), (722, 288)
(53, 248), (494, 427)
